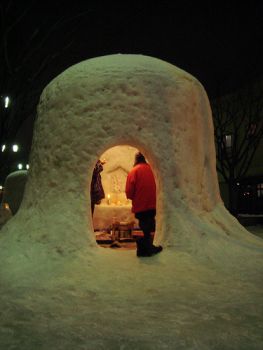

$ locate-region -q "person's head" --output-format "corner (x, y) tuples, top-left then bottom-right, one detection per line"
(134, 152), (146, 166)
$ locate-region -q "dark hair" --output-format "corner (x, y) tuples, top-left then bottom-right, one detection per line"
(134, 152), (146, 166)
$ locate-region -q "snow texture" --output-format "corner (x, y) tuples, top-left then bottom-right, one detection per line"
(0, 54), (262, 349)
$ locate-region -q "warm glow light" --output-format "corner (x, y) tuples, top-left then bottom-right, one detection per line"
(107, 194), (111, 205)
(4, 96), (10, 108)
(26, 164), (30, 169)
(12, 144), (19, 152)
(17, 163), (23, 170)
(3, 203), (9, 210)
(1, 144), (6, 152)
(0, 186), (3, 190)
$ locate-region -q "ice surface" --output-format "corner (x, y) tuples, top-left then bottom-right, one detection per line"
(0, 54), (262, 349)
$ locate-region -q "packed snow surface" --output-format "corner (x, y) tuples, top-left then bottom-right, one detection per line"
(0, 54), (262, 349)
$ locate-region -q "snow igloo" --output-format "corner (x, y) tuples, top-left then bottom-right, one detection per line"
(1, 54), (262, 262)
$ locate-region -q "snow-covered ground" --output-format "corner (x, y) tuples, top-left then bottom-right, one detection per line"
(0, 228), (262, 350)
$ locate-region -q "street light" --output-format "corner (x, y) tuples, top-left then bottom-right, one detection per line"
(12, 144), (19, 152)
(4, 96), (10, 108)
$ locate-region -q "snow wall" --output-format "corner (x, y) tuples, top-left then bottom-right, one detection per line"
(1, 54), (262, 266)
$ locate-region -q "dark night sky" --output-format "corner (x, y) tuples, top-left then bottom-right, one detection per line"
(45, 1), (263, 99)
(6, 1), (263, 99)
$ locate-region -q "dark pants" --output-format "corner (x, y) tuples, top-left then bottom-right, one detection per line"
(135, 209), (156, 238)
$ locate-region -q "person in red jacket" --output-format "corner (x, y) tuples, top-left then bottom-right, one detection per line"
(125, 152), (162, 257)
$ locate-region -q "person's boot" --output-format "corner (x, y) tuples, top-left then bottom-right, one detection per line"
(145, 235), (163, 256)
(151, 244), (163, 255)
(136, 236), (163, 257)
(136, 237), (152, 257)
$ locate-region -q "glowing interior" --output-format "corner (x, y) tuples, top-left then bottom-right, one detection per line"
(92, 145), (140, 231)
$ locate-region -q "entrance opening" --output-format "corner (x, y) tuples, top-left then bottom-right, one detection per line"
(91, 145), (157, 251)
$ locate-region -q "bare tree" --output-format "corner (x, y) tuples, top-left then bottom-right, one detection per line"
(0, 1), (89, 182)
(212, 82), (263, 215)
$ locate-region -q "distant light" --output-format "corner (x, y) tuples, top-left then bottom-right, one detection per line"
(0, 186), (3, 190)
(12, 144), (19, 152)
(4, 96), (10, 108)
(3, 203), (10, 210)
(17, 163), (23, 170)
(1, 144), (6, 152)
(236, 182), (240, 186)
(26, 164), (30, 170)
(225, 134), (232, 148)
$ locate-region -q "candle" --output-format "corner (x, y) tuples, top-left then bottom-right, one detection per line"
(107, 194), (111, 205)
(3, 203), (9, 210)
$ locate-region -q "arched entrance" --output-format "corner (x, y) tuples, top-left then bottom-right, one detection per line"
(91, 145), (159, 250)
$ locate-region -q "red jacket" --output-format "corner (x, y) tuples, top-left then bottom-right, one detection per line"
(125, 163), (156, 213)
